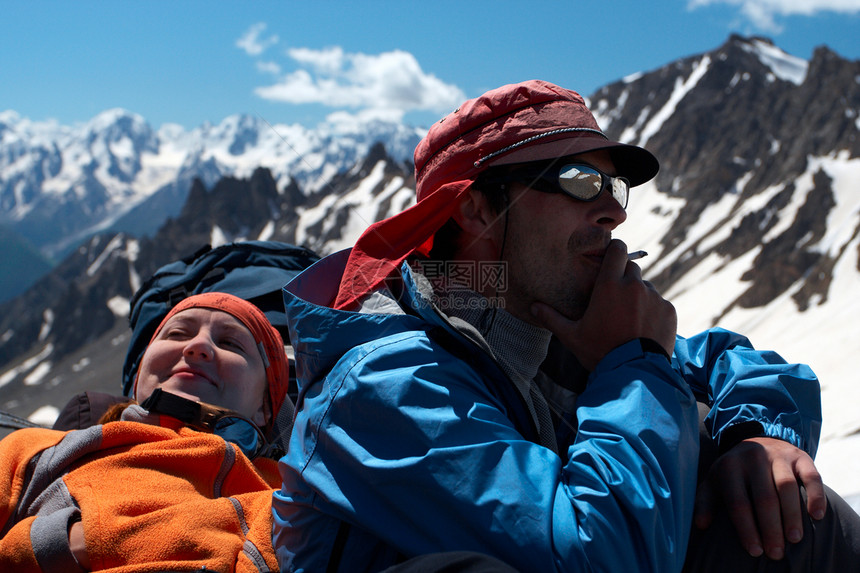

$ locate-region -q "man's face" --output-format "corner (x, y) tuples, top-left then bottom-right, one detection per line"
(494, 150), (628, 322)
(135, 308), (268, 423)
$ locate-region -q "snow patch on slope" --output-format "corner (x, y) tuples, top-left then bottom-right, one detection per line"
(743, 39), (808, 86)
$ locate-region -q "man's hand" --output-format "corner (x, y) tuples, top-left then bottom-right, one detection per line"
(694, 437), (827, 560)
(531, 239), (677, 369)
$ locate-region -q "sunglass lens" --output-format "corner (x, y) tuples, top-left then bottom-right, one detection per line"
(558, 164), (630, 209)
(558, 165), (604, 200)
(611, 177), (629, 209)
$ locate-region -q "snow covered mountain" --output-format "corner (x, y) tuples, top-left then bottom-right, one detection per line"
(0, 104), (423, 262)
(1, 34), (858, 505)
(604, 35), (860, 502)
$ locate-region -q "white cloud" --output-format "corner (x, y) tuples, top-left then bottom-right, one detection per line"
(325, 107), (411, 128)
(256, 61), (281, 76)
(236, 22), (279, 56)
(289, 46), (347, 76)
(253, 47), (466, 117)
(689, 0), (860, 32)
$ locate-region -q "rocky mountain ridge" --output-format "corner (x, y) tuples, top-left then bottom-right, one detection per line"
(0, 104), (422, 271)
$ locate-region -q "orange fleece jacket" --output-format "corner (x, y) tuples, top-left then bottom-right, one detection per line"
(0, 418), (280, 572)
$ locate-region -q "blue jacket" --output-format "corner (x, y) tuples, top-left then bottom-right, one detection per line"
(273, 250), (821, 573)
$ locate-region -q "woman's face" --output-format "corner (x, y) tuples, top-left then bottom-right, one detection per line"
(135, 308), (268, 424)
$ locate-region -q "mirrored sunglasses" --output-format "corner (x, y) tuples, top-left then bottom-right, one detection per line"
(492, 163), (630, 209)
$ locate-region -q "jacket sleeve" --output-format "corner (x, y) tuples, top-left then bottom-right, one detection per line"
(0, 429), (84, 573)
(672, 327), (821, 457)
(274, 335), (699, 573)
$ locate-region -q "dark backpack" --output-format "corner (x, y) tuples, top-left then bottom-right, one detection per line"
(121, 240), (320, 404)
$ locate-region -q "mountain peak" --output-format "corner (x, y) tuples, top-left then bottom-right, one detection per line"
(86, 108), (151, 134)
(0, 110), (22, 127)
(739, 36), (808, 85)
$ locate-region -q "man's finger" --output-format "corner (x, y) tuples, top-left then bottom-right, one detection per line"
(719, 465), (765, 557)
(747, 464), (786, 560)
(625, 260), (643, 281)
(593, 239), (629, 286)
(798, 460), (827, 521)
(772, 462), (804, 544)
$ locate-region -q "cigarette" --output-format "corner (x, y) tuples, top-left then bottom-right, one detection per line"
(627, 250), (648, 261)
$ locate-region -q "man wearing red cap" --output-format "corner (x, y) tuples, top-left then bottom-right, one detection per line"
(273, 81), (859, 571)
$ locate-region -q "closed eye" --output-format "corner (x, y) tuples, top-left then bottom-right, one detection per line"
(163, 327), (191, 340)
(220, 337), (247, 352)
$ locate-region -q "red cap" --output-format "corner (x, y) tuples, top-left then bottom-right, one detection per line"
(333, 80), (658, 310)
(135, 292), (289, 431)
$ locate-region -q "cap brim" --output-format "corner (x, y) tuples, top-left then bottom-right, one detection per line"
(487, 135), (659, 187)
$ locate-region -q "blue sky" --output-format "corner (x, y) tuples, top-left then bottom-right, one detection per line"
(3, 0), (858, 130)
